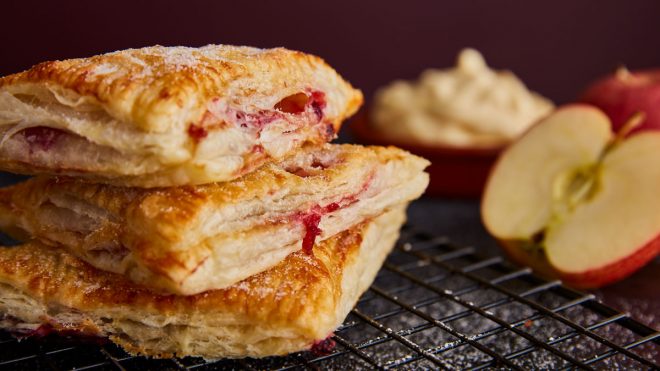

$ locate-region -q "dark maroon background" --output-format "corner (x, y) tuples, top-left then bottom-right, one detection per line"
(1, 0), (659, 332)
(2, 0), (660, 105)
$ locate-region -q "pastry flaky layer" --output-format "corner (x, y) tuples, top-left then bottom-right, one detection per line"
(0, 207), (405, 359)
(0, 144), (429, 295)
(0, 45), (363, 187)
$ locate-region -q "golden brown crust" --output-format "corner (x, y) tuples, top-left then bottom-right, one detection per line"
(0, 45), (362, 133)
(0, 45), (363, 186)
(0, 227), (350, 332)
(0, 144), (429, 294)
(0, 208), (406, 358)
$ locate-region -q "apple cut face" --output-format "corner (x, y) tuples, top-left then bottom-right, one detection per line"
(482, 105), (660, 287)
(482, 106), (612, 240)
(545, 133), (660, 274)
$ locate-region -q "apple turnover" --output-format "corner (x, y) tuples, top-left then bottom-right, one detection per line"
(0, 45), (362, 187)
(0, 144), (428, 295)
(0, 207), (405, 359)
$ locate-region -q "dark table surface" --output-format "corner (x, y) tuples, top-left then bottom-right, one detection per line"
(407, 197), (660, 331)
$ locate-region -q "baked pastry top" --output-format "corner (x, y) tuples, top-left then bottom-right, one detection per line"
(0, 144), (428, 294)
(0, 207), (405, 359)
(0, 45), (362, 187)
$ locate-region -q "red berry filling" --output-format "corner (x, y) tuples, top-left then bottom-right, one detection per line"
(190, 90), (327, 142)
(31, 323), (55, 337)
(324, 123), (336, 140)
(299, 202), (345, 255)
(19, 323), (104, 344)
(22, 127), (65, 152)
(309, 91), (327, 120)
(295, 172), (374, 256)
(301, 213), (322, 255)
(311, 336), (336, 356)
(187, 124), (209, 142)
(323, 202), (340, 213)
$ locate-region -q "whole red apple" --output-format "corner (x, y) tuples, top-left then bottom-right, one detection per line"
(580, 67), (660, 135)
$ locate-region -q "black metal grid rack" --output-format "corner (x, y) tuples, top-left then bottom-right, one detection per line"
(0, 227), (658, 370)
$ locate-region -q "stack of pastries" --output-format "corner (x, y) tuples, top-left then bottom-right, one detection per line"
(0, 45), (429, 358)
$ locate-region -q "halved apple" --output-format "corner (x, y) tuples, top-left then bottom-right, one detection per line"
(482, 105), (660, 288)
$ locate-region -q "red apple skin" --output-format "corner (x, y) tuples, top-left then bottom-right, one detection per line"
(556, 233), (660, 288)
(497, 236), (660, 289)
(580, 68), (660, 135)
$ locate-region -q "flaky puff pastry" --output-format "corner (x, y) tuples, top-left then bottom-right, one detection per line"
(0, 144), (429, 295)
(0, 207), (405, 359)
(0, 45), (362, 187)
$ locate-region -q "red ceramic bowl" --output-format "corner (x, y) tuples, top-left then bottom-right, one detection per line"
(351, 111), (504, 198)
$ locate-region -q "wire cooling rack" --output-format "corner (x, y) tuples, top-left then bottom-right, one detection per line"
(0, 227), (658, 370)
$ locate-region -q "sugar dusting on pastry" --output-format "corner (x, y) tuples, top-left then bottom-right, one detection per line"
(89, 63), (119, 76)
(230, 246), (323, 300)
(0, 44), (420, 361)
(0, 45), (363, 186)
(161, 50), (201, 70)
(104, 45), (261, 75)
(0, 196), (412, 358)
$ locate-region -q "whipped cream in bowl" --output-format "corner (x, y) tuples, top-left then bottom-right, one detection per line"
(371, 48), (555, 148)
(354, 48), (555, 196)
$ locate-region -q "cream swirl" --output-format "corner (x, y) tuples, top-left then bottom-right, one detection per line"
(372, 49), (554, 147)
